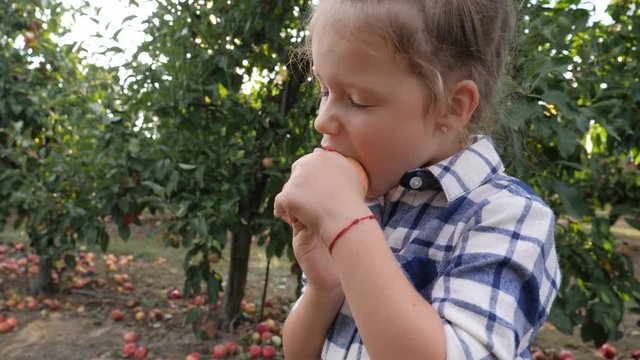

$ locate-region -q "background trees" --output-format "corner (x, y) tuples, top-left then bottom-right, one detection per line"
(1, 0), (638, 347)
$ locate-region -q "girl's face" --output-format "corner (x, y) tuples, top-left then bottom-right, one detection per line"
(312, 30), (448, 197)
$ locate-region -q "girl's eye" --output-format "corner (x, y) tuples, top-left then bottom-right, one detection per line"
(349, 97), (370, 109)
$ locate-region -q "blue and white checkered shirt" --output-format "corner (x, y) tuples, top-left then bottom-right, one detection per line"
(296, 136), (561, 359)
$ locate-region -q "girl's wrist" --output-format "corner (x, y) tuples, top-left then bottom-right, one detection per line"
(319, 204), (374, 247)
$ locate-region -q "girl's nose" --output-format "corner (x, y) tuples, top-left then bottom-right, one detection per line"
(314, 102), (340, 136)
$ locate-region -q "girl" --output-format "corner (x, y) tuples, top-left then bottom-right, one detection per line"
(274, 0), (561, 359)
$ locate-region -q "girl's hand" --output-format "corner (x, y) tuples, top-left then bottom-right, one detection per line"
(274, 149), (371, 246)
(290, 221), (342, 293)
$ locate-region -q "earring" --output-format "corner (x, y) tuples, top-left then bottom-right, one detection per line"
(440, 125), (449, 134)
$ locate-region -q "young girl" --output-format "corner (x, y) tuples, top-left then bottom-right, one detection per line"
(274, 0), (561, 359)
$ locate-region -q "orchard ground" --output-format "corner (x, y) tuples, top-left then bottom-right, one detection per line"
(0, 216), (639, 360)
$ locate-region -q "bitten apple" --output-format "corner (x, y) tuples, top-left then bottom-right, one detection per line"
(345, 157), (369, 196)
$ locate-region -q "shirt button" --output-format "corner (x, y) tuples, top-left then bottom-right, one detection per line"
(409, 176), (423, 190)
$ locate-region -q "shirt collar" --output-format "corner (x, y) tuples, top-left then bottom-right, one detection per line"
(412, 135), (505, 203)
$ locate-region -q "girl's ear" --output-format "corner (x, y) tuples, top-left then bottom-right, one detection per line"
(439, 80), (479, 131)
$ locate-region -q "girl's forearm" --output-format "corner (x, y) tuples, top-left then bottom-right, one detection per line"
(283, 286), (345, 360)
(331, 221), (447, 360)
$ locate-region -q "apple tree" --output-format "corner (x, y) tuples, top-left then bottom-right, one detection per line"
(117, 0), (319, 330)
(501, 0), (640, 346)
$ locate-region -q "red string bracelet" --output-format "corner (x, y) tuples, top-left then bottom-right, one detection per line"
(328, 214), (376, 254)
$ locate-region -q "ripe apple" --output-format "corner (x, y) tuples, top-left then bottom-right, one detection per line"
(110, 308), (124, 321)
(261, 157), (274, 168)
(135, 311), (145, 321)
(133, 346), (148, 359)
(264, 318), (277, 331)
(207, 253), (220, 264)
(559, 349), (574, 360)
(261, 331), (273, 342)
(5, 316), (18, 329)
(632, 349), (640, 359)
(123, 343), (137, 357)
(168, 289), (183, 300)
(225, 341), (239, 354)
(532, 349), (547, 360)
(123, 214), (136, 225)
(262, 345), (277, 358)
(243, 302), (257, 315)
(599, 343), (617, 359)
(123, 282), (135, 292)
(185, 352), (201, 360)
(123, 331), (138, 343)
(249, 344), (261, 358)
(211, 344), (227, 359)
(255, 322), (269, 334)
(0, 322), (13, 333)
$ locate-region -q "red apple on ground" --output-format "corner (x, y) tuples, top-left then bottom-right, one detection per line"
(261, 331), (273, 342)
(123, 343), (137, 357)
(631, 349), (640, 359)
(5, 316), (18, 329)
(133, 346), (148, 359)
(559, 349), (574, 360)
(123, 331), (138, 343)
(262, 345), (277, 358)
(599, 343), (617, 359)
(255, 322), (269, 334)
(249, 344), (261, 358)
(225, 341), (239, 354)
(211, 344), (227, 359)
(123, 282), (135, 292)
(532, 349), (547, 360)
(110, 308), (124, 321)
(185, 352), (201, 360)
(0, 322), (13, 333)
(168, 289), (182, 300)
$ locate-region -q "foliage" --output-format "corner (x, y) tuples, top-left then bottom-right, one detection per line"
(502, 0), (640, 346)
(0, 0), (129, 293)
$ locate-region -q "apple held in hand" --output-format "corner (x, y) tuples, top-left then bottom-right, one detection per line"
(345, 157), (369, 196)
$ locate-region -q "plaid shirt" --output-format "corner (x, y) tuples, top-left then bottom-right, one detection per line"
(296, 136), (561, 359)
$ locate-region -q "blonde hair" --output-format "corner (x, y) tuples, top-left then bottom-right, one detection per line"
(304, 0), (517, 133)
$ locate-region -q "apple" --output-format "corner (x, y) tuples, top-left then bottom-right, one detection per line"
(0, 246), (5, 254)
(263, 298), (273, 308)
(5, 316), (18, 329)
(264, 318), (277, 331)
(110, 308), (124, 321)
(168, 290), (183, 300)
(123, 282), (135, 292)
(211, 344), (227, 359)
(149, 308), (163, 321)
(123, 343), (137, 357)
(243, 302), (257, 315)
(133, 346), (148, 359)
(124, 331), (138, 343)
(532, 349), (547, 360)
(262, 345), (277, 358)
(135, 311), (145, 321)
(632, 350), (640, 359)
(261, 331), (273, 342)
(262, 157), (274, 168)
(559, 349), (574, 360)
(270, 335), (282, 347)
(255, 322), (269, 334)
(207, 253), (220, 264)
(251, 331), (261, 343)
(599, 343), (617, 359)
(185, 352), (201, 360)
(123, 214), (136, 225)
(192, 296), (205, 306)
(0, 322), (13, 333)
(249, 344), (262, 358)
(225, 341), (239, 354)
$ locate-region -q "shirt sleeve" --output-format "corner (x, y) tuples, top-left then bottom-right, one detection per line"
(432, 194), (561, 359)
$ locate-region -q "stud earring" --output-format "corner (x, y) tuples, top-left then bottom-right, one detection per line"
(440, 125), (449, 134)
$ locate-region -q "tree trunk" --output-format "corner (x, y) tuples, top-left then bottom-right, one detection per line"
(31, 254), (57, 296)
(221, 203), (253, 329)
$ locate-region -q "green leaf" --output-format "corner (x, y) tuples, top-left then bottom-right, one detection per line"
(553, 180), (587, 219)
(118, 223), (131, 241)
